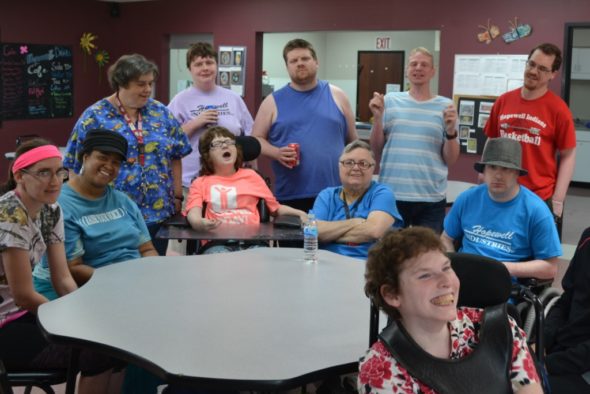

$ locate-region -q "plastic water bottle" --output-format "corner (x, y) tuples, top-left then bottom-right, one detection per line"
(303, 213), (318, 263)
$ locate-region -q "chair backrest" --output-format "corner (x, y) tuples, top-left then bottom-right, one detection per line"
(0, 359), (13, 394)
(447, 252), (512, 308)
(236, 135), (261, 162)
(369, 252), (512, 346)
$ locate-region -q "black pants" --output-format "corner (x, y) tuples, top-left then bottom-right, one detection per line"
(396, 199), (446, 234)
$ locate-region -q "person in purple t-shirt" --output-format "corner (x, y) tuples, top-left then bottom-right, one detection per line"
(168, 42), (253, 188)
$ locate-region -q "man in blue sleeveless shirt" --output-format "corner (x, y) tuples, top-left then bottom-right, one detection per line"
(252, 38), (357, 213)
(369, 47), (459, 233)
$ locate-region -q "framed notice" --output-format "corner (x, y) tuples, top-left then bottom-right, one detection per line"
(453, 54), (527, 97)
(218, 45), (246, 97)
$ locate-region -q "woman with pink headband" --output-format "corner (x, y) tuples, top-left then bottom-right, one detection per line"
(0, 139), (124, 393)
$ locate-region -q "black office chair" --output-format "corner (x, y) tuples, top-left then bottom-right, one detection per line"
(5, 368), (67, 394)
(0, 360), (12, 394)
(0, 358), (67, 394)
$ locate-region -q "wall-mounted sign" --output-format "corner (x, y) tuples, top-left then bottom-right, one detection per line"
(375, 37), (391, 50)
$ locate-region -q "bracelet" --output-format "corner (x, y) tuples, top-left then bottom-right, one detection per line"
(552, 200), (563, 206)
(445, 131), (458, 140)
(174, 195), (184, 201)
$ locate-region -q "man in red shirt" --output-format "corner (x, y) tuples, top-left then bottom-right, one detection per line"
(484, 43), (576, 237)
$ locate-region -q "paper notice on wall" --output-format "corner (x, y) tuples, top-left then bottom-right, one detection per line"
(453, 54), (527, 97)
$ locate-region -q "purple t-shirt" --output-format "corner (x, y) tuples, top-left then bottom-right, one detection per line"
(168, 85), (254, 187)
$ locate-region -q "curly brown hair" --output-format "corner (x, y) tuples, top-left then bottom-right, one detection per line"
(365, 227), (446, 320)
(198, 126), (243, 176)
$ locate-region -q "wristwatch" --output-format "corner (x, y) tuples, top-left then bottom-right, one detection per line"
(445, 131), (458, 140)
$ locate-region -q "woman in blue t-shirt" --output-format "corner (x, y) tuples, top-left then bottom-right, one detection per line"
(34, 129), (157, 299)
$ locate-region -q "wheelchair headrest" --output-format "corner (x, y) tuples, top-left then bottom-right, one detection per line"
(448, 252), (512, 308)
(236, 136), (261, 162)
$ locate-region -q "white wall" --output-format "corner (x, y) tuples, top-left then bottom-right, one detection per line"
(263, 30), (439, 119)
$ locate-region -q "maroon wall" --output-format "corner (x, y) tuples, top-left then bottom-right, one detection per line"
(2, 0), (590, 181)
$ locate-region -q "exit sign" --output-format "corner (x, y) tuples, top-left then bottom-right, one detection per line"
(376, 37), (391, 49)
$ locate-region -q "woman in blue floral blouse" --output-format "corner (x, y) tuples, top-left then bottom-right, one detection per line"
(64, 53), (192, 255)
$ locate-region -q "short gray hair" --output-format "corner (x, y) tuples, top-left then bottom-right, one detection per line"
(341, 139), (375, 160)
(108, 53), (159, 91)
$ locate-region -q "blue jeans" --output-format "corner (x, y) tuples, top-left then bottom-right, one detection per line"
(147, 221), (168, 256)
(396, 199), (447, 234)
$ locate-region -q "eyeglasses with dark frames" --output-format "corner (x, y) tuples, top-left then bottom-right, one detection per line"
(525, 60), (552, 74)
(339, 159), (375, 170)
(210, 139), (236, 149)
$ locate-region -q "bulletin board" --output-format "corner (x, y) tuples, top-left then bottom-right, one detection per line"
(0, 43), (73, 120)
(218, 45), (246, 97)
(453, 54), (527, 97)
(454, 95), (496, 155)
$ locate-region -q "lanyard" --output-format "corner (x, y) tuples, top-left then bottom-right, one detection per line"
(341, 189), (368, 219)
(115, 94), (145, 166)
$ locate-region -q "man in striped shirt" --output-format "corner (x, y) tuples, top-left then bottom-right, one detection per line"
(369, 47), (459, 233)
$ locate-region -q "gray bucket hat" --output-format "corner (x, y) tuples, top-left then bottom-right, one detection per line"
(474, 137), (528, 176)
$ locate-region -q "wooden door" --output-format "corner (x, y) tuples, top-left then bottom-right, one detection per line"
(357, 51), (405, 122)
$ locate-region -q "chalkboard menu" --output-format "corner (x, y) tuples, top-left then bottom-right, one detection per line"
(1, 43), (73, 120)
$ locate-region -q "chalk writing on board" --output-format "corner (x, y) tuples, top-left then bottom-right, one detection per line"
(1, 43), (73, 120)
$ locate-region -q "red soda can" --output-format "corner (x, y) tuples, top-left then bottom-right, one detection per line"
(288, 143), (300, 167)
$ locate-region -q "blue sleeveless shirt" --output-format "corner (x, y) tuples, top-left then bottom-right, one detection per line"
(270, 80), (348, 201)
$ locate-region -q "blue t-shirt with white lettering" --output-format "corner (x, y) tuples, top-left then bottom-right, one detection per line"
(34, 184), (150, 281)
(444, 184), (561, 261)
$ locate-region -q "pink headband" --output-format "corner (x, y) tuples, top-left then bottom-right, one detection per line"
(12, 145), (62, 174)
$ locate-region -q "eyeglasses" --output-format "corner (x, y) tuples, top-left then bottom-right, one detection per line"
(525, 60), (553, 74)
(21, 168), (69, 181)
(210, 139), (236, 149)
(339, 159), (374, 170)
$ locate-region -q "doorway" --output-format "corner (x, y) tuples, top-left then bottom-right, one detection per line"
(356, 51), (404, 122)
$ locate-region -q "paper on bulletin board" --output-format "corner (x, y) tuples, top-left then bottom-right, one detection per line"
(218, 45), (246, 97)
(453, 54), (526, 97)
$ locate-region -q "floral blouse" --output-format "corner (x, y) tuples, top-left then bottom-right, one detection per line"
(65, 98), (192, 224)
(358, 307), (540, 393)
(0, 191), (64, 323)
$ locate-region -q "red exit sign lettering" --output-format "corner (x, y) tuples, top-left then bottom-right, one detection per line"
(376, 37), (391, 49)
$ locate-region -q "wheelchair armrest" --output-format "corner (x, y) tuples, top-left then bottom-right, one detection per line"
(517, 277), (551, 287)
(163, 213), (190, 227)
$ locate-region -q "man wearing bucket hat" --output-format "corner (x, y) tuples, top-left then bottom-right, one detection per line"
(441, 137), (561, 280)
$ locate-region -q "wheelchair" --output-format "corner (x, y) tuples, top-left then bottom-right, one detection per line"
(512, 277), (562, 350)
(369, 252), (550, 393)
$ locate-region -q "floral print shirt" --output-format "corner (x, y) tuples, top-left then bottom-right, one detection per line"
(65, 98), (192, 224)
(358, 307), (540, 393)
(0, 191), (64, 323)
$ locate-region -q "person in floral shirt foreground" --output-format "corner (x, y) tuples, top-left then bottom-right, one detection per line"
(359, 227), (542, 394)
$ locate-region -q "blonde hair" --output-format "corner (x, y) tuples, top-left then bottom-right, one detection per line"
(409, 47), (434, 66)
